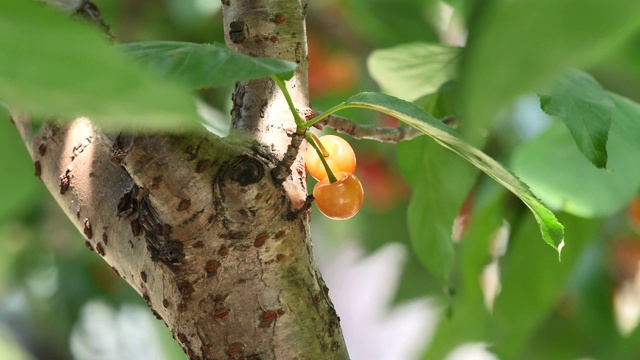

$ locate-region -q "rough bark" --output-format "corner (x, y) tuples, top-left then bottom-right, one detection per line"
(13, 0), (349, 359)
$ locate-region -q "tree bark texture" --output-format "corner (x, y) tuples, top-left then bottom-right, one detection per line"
(13, 0), (349, 359)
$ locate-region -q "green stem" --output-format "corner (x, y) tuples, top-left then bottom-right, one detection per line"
(306, 133), (338, 183)
(302, 102), (349, 129)
(309, 132), (330, 157)
(270, 75), (305, 129)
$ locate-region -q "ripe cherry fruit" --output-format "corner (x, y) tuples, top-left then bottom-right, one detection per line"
(305, 135), (356, 181)
(313, 172), (364, 220)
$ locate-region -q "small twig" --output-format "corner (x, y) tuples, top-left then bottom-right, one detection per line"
(270, 131), (305, 184)
(74, 0), (116, 41)
(318, 112), (458, 143)
(286, 195), (314, 221)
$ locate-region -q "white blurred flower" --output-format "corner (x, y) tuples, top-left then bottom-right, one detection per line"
(70, 300), (166, 360)
(320, 242), (436, 360)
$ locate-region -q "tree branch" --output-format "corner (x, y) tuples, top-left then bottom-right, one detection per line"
(319, 112), (459, 142)
(14, 1), (349, 359)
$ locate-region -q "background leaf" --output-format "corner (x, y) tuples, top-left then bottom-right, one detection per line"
(118, 41), (297, 89)
(368, 43), (460, 102)
(511, 95), (640, 217)
(0, 115), (42, 225)
(491, 213), (599, 358)
(0, 0), (199, 131)
(460, 0), (640, 136)
(342, 92), (564, 253)
(540, 70), (613, 168)
(609, 92), (640, 151)
(421, 183), (505, 359)
(397, 137), (477, 283)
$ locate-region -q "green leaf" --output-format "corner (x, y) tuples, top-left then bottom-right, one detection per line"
(421, 183), (505, 359)
(342, 92), (564, 254)
(0, 118), (42, 224)
(609, 92), (640, 152)
(343, 0), (439, 47)
(118, 41), (297, 89)
(461, 0), (640, 136)
(398, 137), (477, 283)
(368, 43), (460, 102)
(0, 0), (199, 131)
(540, 70), (613, 168)
(511, 111), (640, 218)
(492, 213), (598, 358)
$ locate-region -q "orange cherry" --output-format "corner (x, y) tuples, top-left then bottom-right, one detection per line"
(305, 135), (356, 181)
(313, 172), (364, 220)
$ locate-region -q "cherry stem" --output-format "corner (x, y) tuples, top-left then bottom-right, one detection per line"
(309, 133), (330, 157)
(306, 133), (338, 183)
(270, 75), (305, 129)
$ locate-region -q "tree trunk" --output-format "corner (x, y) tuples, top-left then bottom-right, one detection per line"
(13, 0), (350, 359)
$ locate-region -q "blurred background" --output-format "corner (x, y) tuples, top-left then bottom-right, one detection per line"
(2, 0), (640, 359)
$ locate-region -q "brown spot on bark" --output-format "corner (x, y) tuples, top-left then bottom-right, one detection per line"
(151, 183), (159, 190)
(274, 230), (286, 239)
(162, 224), (172, 235)
(142, 293), (150, 304)
(214, 307), (229, 319)
(302, 108), (315, 120)
(221, 231), (247, 240)
(109, 155), (121, 166)
(59, 167), (72, 194)
(272, 14), (285, 24)
(254, 193), (263, 201)
(277, 308), (285, 316)
(201, 344), (212, 354)
(229, 21), (246, 43)
(218, 246), (229, 256)
(141, 271), (147, 283)
(131, 219), (141, 236)
(270, 35), (278, 42)
(276, 254), (286, 262)
(193, 241), (204, 249)
(151, 309), (163, 321)
(71, 137), (93, 160)
(259, 310), (278, 328)
(178, 281), (195, 298)
(177, 333), (188, 345)
(102, 232), (108, 245)
(111, 267), (120, 277)
(196, 160), (209, 173)
(226, 343), (244, 356)
(38, 143), (46, 156)
(96, 243), (105, 256)
(83, 218), (93, 239)
(205, 260), (221, 274)
(85, 241), (94, 251)
(254, 232), (268, 248)
(162, 299), (169, 308)
(177, 303), (187, 313)
(329, 327), (335, 337)
(177, 199), (191, 211)
(34, 161), (41, 179)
